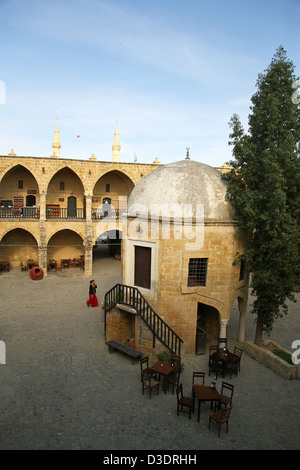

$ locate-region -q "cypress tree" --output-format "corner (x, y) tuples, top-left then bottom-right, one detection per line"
(223, 46), (300, 345)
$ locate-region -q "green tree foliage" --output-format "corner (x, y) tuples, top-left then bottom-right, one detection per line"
(223, 47), (300, 345)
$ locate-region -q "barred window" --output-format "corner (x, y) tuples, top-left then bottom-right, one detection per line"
(188, 258), (208, 287)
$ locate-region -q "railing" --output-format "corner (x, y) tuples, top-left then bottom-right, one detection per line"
(92, 208), (124, 220)
(0, 207), (40, 218)
(46, 208), (86, 219)
(104, 283), (183, 355)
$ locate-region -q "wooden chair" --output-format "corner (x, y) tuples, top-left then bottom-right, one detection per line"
(209, 355), (223, 378)
(164, 367), (180, 395)
(192, 372), (205, 411)
(209, 345), (218, 355)
(141, 370), (159, 399)
(140, 356), (154, 378)
(219, 381), (234, 408)
(176, 384), (194, 420)
(218, 338), (227, 349)
(208, 345), (218, 367)
(192, 371), (205, 386)
(226, 355), (239, 379)
(233, 346), (243, 371)
(208, 406), (232, 437)
(20, 261), (28, 272)
(170, 354), (181, 368)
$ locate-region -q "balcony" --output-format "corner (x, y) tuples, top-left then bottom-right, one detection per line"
(0, 207), (40, 218)
(46, 208), (86, 219)
(92, 208), (124, 220)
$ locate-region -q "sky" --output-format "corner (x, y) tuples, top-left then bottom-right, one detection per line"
(0, 0), (299, 167)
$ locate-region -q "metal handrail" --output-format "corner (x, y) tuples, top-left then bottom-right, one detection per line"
(104, 283), (183, 355)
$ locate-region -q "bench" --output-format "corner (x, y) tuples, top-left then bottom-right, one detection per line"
(106, 339), (143, 364)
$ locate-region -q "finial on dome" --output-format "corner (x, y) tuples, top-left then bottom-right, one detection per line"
(185, 147), (190, 159)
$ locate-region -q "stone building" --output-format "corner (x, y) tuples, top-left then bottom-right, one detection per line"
(0, 123), (248, 354)
(118, 158), (249, 355)
(0, 123), (160, 276)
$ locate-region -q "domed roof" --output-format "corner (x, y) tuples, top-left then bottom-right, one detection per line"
(127, 159), (233, 222)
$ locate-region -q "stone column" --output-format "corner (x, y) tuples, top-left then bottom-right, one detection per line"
(84, 194), (94, 276)
(237, 297), (248, 342)
(219, 318), (229, 344)
(38, 245), (48, 277)
(39, 193), (47, 221)
(84, 240), (93, 277)
(85, 195), (92, 221)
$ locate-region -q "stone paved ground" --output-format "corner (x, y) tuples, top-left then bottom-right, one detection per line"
(0, 251), (300, 451)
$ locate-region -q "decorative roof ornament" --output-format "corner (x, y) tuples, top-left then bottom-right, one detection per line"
(185, 147), (190, 159)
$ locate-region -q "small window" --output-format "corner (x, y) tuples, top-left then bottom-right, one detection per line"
(106, 184), (110, 193)
(188, 258), (208, 287)
(60, 182), (65, 191)
(18, 180), (23, 189)
(239, 259), (246, 281)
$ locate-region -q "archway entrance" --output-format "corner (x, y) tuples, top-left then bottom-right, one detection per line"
(197, 302), (220, 341)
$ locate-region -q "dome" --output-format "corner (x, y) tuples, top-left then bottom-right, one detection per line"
(127, 159), (233, 222)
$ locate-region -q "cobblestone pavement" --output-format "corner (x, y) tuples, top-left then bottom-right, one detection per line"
(0, 253), (300, 451)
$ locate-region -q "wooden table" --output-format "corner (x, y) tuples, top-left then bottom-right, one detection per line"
(192, 384), (221, 422)
(48, 259), (57, 271)
(27, 259), (37, 270)
(149, 361), (177, 393)
(212, 348), (237, 378)
(61, 259), (70, 269)
(0, 261), (10, 272)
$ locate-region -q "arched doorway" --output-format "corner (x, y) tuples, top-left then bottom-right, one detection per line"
(197, 302), (220, 344)
(0, 229), (38, 268)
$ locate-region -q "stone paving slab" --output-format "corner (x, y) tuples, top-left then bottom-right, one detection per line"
(0, 256), (300, 450)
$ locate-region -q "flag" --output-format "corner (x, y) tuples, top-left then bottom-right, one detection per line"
(77, 135), (80, 138)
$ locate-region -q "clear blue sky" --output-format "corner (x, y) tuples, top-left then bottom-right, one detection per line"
(0, 0), (299, 166)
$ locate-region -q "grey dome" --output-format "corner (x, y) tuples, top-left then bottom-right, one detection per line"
(127, 159), (233, 222)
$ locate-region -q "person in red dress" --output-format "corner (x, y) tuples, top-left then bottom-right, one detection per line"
(86, 279), (98, 307)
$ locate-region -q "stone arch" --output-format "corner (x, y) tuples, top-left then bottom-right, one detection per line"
(46, 167), (85, 216)
(0, 165), (40, 213)
(0, 228), (38, 267)
(47, 229), (84, 262)
(92, 170), (135, 217)
(94, 228), (123, 260)
(0, 163), (40, 190)
(197, 302), (220, 341)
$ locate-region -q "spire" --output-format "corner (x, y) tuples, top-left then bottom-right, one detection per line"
(112, 121), (121, 162)
(51, 119), (61, 158)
